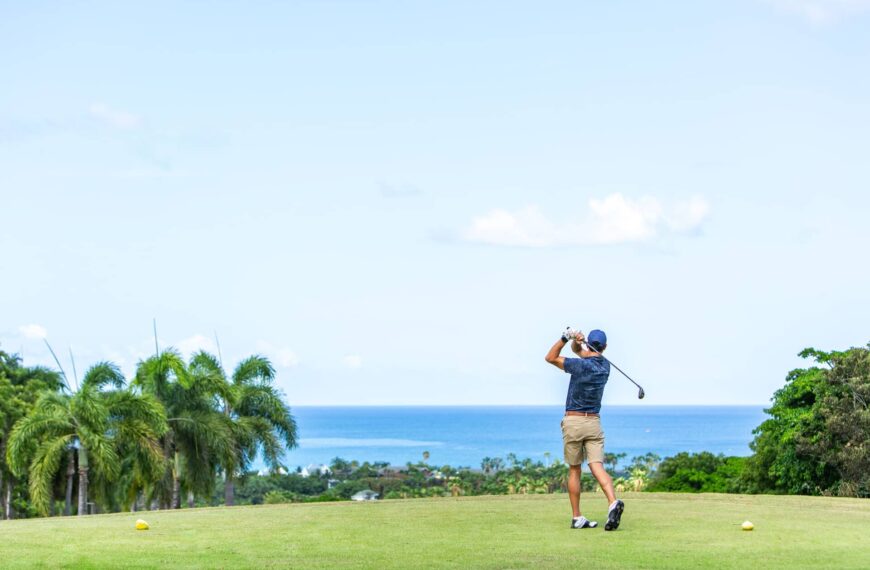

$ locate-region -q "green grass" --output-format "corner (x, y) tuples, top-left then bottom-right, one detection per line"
(1, 493), (868, 569)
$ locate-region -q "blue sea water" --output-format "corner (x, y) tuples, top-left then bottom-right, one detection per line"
(280, 406), (767, 470)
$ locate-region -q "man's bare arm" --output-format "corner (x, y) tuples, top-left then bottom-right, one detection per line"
(545, 338), (569, 371)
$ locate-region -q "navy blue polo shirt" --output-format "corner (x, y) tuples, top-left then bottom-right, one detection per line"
(564, 356), (610, 413)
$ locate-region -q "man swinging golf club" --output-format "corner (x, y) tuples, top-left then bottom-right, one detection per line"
(545, 327), (625, 531)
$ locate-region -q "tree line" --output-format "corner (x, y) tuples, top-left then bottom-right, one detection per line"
(220, 344), (870, 503)
(0, 347), (297, 519)
(1, 342), (866, 518)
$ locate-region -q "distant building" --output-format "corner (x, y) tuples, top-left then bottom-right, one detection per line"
(300, 464), (331, 478)
(351, 490), (379, 501)
(257, 467), (288, 476)
(377, 465), (408, 477)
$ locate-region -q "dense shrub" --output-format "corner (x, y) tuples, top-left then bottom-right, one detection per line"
(647, 453), (748, 493)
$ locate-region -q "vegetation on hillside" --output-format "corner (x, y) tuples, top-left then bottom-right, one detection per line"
(1, 342), (867, 519)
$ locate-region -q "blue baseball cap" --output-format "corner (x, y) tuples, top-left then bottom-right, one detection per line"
(588, 329), (607, 350)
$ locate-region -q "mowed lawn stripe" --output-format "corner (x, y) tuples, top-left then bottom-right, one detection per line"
(1, 493), (868, 569)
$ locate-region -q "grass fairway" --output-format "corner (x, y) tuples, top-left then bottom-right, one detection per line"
(1, 493), (868, 569)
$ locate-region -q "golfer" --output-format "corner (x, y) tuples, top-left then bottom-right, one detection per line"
(545, 328), (625, 530)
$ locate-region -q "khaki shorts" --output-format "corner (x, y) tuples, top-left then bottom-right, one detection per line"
(561, 416), (605, 466)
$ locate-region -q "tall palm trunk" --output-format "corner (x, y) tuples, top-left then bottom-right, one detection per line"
(171, 452), (181, 509)
(223, 400), (235, 507)
(225, 473), (235, 507)
(77, 446), (89, 516)
(0, 440), (6, 519)
(161, 434), (174, 510)
(64, 449), (75, 516)
(4, 481), (11, 520)
(171, 477), (180, 509)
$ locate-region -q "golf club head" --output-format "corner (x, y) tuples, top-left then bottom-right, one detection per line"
(638, 388), (645, 399)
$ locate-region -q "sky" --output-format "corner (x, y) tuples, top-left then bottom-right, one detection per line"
(2, 1), (869, 406)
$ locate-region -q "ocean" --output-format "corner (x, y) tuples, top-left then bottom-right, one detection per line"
(279, 406), (767, 470)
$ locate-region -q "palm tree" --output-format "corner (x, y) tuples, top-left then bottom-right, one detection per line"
(90, 387), (169, 512)
(7, 362), (166, 516)
(0, 351), (63, 519)
(604, 452), (627, 474)
(330, 457), (352, 478)
(480, 457), (493, 475)
(188, 352), (297, 506)
(134, 350), (233, 509)
(627, 466), (648, 492)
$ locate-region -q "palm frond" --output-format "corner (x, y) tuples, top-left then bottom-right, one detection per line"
(28, 434), (73, 515)
(187, 351), (232, 401)
(6, 408), (73, 476)
(105, 390), (168, 437)
(236, 384), (298, 449)
(81, 361), (126, 390)
(232, 355), (275, 386)
(78, 424), (121, 481)
(132, 349), (189, 395)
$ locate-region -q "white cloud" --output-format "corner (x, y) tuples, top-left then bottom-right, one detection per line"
(256, 341), (299, 368)
(462, 194), (710, 248)
(89, 102), (141, 129)
(177, 334), (216, 358)
(18, 324), (48, 339)
(766, 0), (870, 23)
(343, 354), (363, 369)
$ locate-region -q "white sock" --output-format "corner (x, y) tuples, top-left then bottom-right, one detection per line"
(572, 515), (598, 528)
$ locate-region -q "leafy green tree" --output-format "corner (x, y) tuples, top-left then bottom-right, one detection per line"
(648, 452), (747, 493)
(0, 351), (64, 519)
(7, 362), (166, 516)
(746, 345), (869, 497)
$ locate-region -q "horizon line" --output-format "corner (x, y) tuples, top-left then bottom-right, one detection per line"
(289, 403), (769, 407)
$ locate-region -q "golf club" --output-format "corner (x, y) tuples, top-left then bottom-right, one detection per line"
(568, 328), (646, 399)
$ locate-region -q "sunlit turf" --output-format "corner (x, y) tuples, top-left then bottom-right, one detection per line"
(1, 493), (868, 568)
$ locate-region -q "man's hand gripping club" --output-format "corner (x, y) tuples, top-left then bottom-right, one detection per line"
(545, 327), (583, 371)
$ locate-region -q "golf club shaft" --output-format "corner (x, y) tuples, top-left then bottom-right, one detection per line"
(580, 341), (644, 392)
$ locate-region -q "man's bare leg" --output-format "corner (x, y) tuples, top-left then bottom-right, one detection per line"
(589, 461), (625, 530)
(588, 461), (616, 504)
(568, 464), (582, 517)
